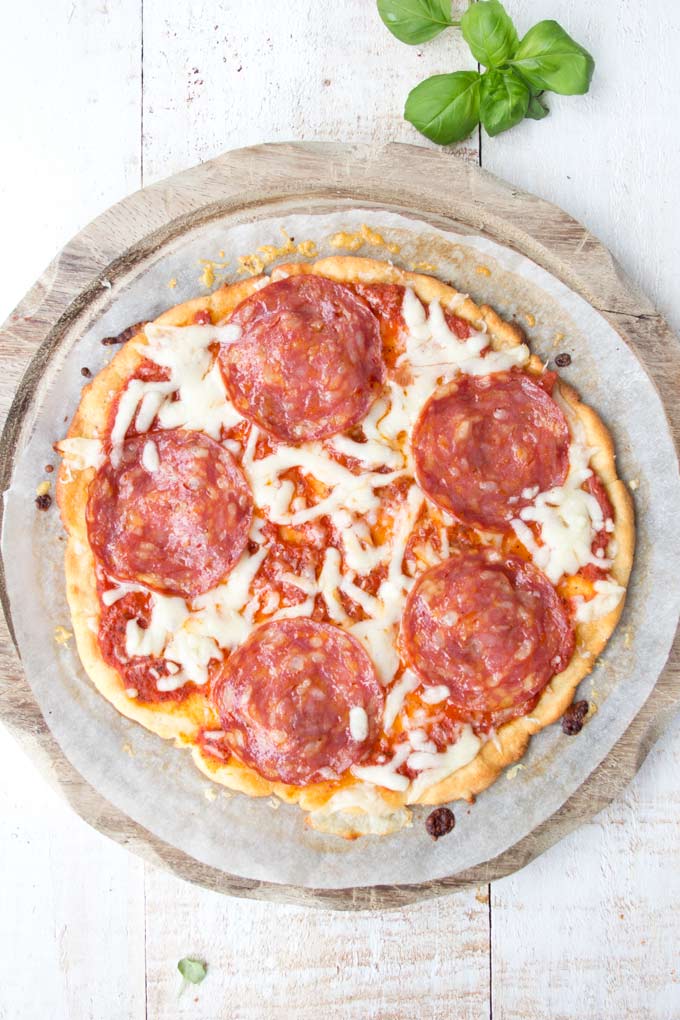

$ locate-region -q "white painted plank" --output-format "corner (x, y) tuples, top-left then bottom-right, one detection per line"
(0, 0), (141, 324)
(481, 1), (680, 335)
(144, 871), (491, 1020)
(141, 0), (478, 184)
(491, 715), (680, 1019)
(0, 725), (146, 1020)
(0, 4), (146, 1019)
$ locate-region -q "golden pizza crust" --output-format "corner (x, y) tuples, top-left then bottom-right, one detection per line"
(56, 255), (635, 837)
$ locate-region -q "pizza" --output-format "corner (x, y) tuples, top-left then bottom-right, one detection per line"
(55, 255), (634, 838)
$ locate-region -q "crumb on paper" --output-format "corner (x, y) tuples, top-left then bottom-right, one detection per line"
(524, 312), (536, 327)
(204, 785), (218, 802)
(198, 256), (230, 289)
(475, 887), (489, 905)
(410, 260), (437, 273)
(552, 331), (565, 348)
(122, 742), (135, 757)
(623, 628), (633, 650)
(506, 764), (525, 781)
(101, 278), (112, 290)
(295, 239), (318, 258)
(268, 796), (281, 810)
(36, 480), (51, 497)
(475, 265), (491, 277)
(167, 278), (177, 289)
(329, 223), (400, 256)
(629, 478), (640, 491)
(200, 263), (216, 288)
(53, 625), (72, 645)
(236, 228), (318, 277)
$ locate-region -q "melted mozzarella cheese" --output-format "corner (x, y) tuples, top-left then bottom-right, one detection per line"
(309, 784), (412, 835)
(352, 742), (411, 792)
(122, 545), (270, 692)
(511, 393), (617, 592)
(142, 439), (159, 472)
(125, 596), (189, 659)
(420, 685), (450, 705)
(109, 323), (243, 466)
(574, 579), (626, 622)
(57, 437), (105, 471)
(406, 725), (481, 803)
(349, 706), (369, 742)
(383, 670), (419, 731)
(512, 441), (610, 584)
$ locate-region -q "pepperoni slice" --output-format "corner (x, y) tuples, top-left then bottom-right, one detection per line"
(580, 474), (615, 580)
(87, 429), (253, 599)
(213, 618), (384, 785)
(402, 548), (574, 726)
(412, 371), (570, 531)
(220, 275), (385, 443)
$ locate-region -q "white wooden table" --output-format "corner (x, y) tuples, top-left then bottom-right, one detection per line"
(2, 2), (679, 1017)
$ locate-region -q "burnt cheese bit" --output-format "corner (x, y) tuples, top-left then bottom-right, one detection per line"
(562, 699), (589, 735)
(35, 493), (52, 511)
(425, 806), (456, 840)
(555, 352), (572, 368)
(100, 321), (147, 346)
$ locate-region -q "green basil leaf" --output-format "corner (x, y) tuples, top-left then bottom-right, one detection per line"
(405, 71), (481, 144)
(511, 21), (594, 95)
(479, 69), (529, 136)
(377, 0), (456, 45)
(177, 958), (207, 985)
(460, 0), (519, 68)
(526, 93), (549, 120)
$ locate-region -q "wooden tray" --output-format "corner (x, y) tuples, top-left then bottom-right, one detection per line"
(1, 141), (678, 910)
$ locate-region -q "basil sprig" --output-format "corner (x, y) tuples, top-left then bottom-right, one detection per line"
(377, 0), (594, 143)
(377, 0), (459, 45)
(177, 958), (207, 985)
(405, 71), (481, 144)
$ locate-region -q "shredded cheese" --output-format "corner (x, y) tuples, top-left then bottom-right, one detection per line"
(349, 707), (369, 742)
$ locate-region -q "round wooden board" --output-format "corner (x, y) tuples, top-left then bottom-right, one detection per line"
(1, 141), (679, 911)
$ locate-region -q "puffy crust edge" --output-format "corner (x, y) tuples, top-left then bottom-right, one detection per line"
(55, 256), (635, 837)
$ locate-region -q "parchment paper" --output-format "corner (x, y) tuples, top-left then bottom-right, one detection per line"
(3, 207), (680, 890)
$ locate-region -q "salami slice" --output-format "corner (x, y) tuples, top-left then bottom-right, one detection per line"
(220, 275), (385, 443)
(87, 429), (253, 599)
(402, 547), (574, 726)
(412, 371), (570, 531)
(213, 618), (384, 785)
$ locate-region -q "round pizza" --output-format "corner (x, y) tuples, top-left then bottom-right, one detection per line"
(56, 256), (634, 838)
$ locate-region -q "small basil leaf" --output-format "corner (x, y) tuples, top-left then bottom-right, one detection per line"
(479, 69), (530, 136)
(377, 0), (455, 45)
(405, 71), (481, 144)
(177, 958), (207, 985)
(526, 93), (549, 120)
(511, 21), (594, 95)
(460, 0), (519, 68)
